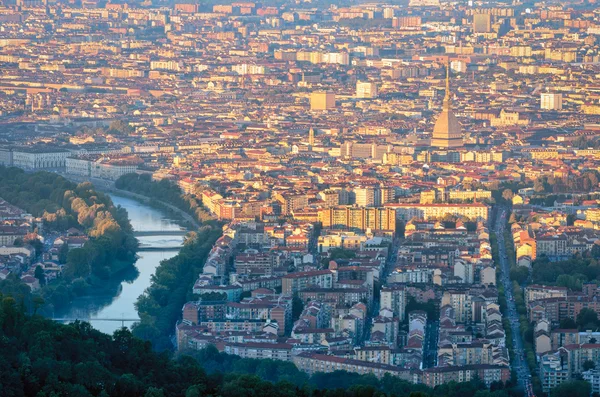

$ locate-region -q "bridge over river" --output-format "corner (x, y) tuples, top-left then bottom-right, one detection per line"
(52, 317), (140, 327)
(133, 230), (188, 237)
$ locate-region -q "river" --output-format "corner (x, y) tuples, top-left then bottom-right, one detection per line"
(57, 194), (185, 335)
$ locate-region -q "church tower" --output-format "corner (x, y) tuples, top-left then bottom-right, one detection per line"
(308, 128), (315, 148)
(431, 63), (463, 149)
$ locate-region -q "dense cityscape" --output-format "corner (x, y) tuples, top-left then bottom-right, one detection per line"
(0, 0), (600, 396)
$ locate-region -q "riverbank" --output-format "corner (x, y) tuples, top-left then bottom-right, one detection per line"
(56, 172), (202, 230)
(0, 168), (139, 315)
(132, 223), (222, 350)
(57, 194), (186, 335)
(106, 188), (201, 230)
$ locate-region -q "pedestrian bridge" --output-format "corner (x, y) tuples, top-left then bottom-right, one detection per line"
(52, 317), (140, 327)
(138, 245), (182, 251)
(133, 230), (188, 237)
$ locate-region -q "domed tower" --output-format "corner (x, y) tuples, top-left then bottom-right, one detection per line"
(431, 63), (463, 149)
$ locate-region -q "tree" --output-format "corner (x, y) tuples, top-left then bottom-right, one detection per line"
(551, 380), (591, 397)
(64, 248), (90, 279)
(0, 295), (522, 397)
(502, 189), (514, 202)
(534, 180), (545, 193)
(509, 267), (529, 284)
(199, 292), (227, 302)
(13, 238), (23, 247)
(583, 360), (596, 371)
(58, 242), (69, 264)
(292, 294), (304, 321)
(559, 317), (577, 329)
(26, 237), (44, 256)
(34, 265), (45, 286)
(576, 308), (599, 330)
(592, 244), (600, 259)
(32, 295), (45, 314)
(108, 120), (134, 136)
(144, 387), (166, 397)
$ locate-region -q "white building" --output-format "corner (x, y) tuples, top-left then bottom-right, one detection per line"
(454, 259), (474, 284)
(450, 60), (467, 73)
(66, 157), (92, 176)
(67, 156), (140, 180)
(150, 60), (182, 71)
(232, 64), (267, 75)
(354, 186), (375, 207)
(91, 161), (139, 181)
(387, 268), (432, 284)
(540, 93), (563, 110)
(380, 285), (406, 320)
(584, 369), (600, 396)
(356, 81), (378, 99)
(0, 148), (13, 166)
(323, 52), (349, 65)
(12, 148), (70, 169)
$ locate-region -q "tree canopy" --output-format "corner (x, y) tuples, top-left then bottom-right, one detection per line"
(0, 295), (520, 397)
(0, 168), (138, 310)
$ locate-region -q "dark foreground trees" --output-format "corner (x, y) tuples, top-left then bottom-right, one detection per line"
(0, 295), (521, 397)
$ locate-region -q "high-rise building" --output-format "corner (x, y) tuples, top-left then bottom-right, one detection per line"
(310, 91), (336, 110)
(354, 186), (375, 207)
(431, 64), (463, 149)
(473, 13), (491, 33)
(318, 207), (396, 233)
(540, 93), (563, 110)
(356, 81), (378, 99)
(393, 16), (421, 28)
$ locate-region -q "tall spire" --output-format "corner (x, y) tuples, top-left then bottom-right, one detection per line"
(443, 61), (451, 110)
(431, 58), (463, 149)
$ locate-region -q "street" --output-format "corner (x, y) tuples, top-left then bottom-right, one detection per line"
(424, 320), (439, 368)
(495, 207), (535, 397)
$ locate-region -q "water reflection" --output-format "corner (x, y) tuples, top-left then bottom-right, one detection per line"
(57, 194), (184, 335)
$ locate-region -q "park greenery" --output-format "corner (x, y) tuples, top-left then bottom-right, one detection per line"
(184, 344), (524, 397)
(559, 308), (600, 332)
(132, 226), (222, 351)
(530, 255), (600, 291)
(0, 167), (138, 310)
(0, 292), (530, 397)
(115, 173), (216, 224)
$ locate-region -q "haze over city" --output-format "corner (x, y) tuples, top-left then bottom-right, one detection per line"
(0, 0), (599, 396)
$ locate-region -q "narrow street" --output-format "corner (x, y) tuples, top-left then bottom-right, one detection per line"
(424, 320), (439, 368)
(495, 207), (535, 397)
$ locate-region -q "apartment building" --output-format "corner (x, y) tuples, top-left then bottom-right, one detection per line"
(293, 352), (418, 381)
(380, 284), (407, 320)
(525, 285), (568, 306)
(282, 270), (333, 294)
(422, 365), (510, 388)
(390, 204), (489, 222)
(318, 207), (396, 233)
(224, 342), (293, 361)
